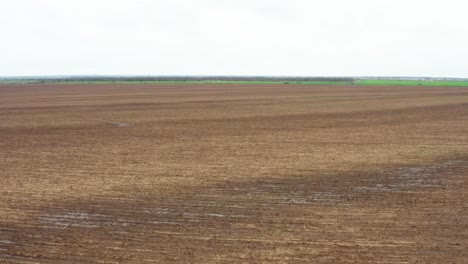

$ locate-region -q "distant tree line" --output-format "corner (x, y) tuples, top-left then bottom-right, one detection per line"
(31, 76), (356, 83)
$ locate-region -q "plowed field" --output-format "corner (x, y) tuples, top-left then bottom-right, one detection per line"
(1, 84), (467, 263)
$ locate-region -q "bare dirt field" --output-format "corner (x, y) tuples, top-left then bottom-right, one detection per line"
(1, 83), (467, 263)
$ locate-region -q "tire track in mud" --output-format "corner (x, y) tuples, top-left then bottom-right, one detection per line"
(2, 159), (468, 263)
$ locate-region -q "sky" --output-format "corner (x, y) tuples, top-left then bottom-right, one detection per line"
(1, 0), (467, 77)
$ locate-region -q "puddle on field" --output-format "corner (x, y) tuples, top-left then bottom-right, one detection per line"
(37, 207), (248, 230)
(96, 119), (130, 127)
(281, 192), (346, 205)
(39, 212), (110, 229)
(0, 241), (13, 259)
(0, 240), (13, 252)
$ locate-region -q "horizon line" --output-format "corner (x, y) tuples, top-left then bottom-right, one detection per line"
(1, 75), (468, 80)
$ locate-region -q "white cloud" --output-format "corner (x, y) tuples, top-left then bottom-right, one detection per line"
(1, 0), (467, 77)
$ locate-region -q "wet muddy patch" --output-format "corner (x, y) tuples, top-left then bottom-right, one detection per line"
(354, 160), (465, 194)
(38, 211), (111, 229)
(96, 119), (130, 127)
(30, 160), (468, 234)
(2, 159), (467, 263)
(0, 240), (13, 252)
(0, 228), (17, 260)
(216, 159), (468, 206)
(36, 205), (251, 232)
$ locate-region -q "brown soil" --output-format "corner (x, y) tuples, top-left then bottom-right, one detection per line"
(1, 84), (467, 263)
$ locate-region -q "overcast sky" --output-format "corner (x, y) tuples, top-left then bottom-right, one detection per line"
(1, 0), (467, 77)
